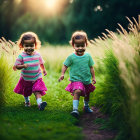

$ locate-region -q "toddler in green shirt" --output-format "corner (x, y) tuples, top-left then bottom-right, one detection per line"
(59, 30), (96, 118)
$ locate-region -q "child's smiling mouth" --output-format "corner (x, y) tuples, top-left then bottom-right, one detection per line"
(25, 49), (34, 52)
(77, 50), (85, 52)
(25, 49), (34, 55)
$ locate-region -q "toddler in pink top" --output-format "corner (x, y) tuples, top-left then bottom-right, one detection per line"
(13, 32), (47, 111)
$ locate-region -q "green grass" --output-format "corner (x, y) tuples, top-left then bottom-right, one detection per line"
(0, 55), (13, 109)
(0, 44), (96, 140)
(91, 20), (140, 139)
(1, 15), (140, 140)
(0, 70), (85, 140)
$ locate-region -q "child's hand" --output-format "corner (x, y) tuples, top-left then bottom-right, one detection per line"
(92, 79), (96, 84)
(13, 66), (17, 71)
(23, 64), (28, 68)
(43, 69), (47, 76)
(58, 75), (64, 82)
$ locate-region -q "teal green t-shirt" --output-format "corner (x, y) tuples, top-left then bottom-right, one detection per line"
(64, 52), (95, 85)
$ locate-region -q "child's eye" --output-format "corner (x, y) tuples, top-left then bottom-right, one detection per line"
(25, 45), (29, 47)
(76, 45), (84, 47)
(24, 44), (34, 47)
(30, 44), (34, 47)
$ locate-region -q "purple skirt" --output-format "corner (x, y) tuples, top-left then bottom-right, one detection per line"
(14, 77), (47, 97)
(65, 81), (95, 97)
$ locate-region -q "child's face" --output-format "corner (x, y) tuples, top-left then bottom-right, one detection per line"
(23, 39), (35, 55)
(73, 43), (86, 56)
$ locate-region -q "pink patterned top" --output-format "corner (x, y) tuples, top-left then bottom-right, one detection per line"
(15, 51), (44, 81)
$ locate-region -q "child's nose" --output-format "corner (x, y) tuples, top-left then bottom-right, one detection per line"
(28, 46), (32, 49)
(79, 46), (83, 49)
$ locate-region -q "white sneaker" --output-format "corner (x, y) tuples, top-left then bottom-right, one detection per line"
(71, 109), (79, 118)
(83, 106), (93, 113)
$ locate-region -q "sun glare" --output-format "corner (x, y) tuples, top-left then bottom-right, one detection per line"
(15, 0), (22, 4)
(24, 0), (66, 16)
(45, 0), (57, 9)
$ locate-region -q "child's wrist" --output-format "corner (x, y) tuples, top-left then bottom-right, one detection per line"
(92, 78), (96, 84)
(92, 78), (96, 81)
(23, 64), (26, 68)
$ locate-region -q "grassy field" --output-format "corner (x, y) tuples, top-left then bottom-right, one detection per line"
(0, 43), (105, 140)
(0, 70), (84, 140)
(0, 16), (140, 140)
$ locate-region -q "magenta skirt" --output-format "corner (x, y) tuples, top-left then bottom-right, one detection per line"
(14, 77), (47, 97)
(65, 81), (95, 97)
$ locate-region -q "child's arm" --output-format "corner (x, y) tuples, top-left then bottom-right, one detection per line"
(58, 65), (68, 82)
(13, 54), (27, 70)
(40, 64), (47, 76)
(15, 64), (28, 70)
(90, 66), (96, 84)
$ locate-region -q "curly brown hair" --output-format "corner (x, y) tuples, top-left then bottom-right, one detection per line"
(17, 32), (41, 50)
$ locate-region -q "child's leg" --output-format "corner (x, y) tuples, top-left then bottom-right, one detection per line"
(84, 95), (89, 106)
(73, 89), (81, 110)
(24, 96), (30, 107)
(83, 94), (93, 113)
(34, 92), (42, 104)
(24, 96), (30, 103)
(34, 92), (47, 111)
(71, 89), (81, 117)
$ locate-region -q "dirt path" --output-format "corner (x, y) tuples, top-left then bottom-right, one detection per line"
(79, 106), (117, 140)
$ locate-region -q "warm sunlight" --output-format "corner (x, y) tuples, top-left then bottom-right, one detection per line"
(45, 0), (58, 9)
(14, 0), (22, 4)
(25, 0), (66, 16)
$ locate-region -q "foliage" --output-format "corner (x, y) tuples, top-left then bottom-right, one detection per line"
(1, 14), (140, 140)
(91, 16), (140, 140)
(0, 70), (84, 140)
(0, 0), (140, 43)
(0, 55), (11, 109)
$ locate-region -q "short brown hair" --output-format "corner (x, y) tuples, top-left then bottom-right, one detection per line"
(17, 32), (41, 50)
(69, 30), (88, 46)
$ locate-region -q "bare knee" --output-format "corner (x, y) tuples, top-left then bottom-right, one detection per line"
(34, 91), (41, 99)
(74, 89), (81, 96)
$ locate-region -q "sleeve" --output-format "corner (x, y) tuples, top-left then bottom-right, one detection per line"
(63, 55), (72, 67)
(88, 53), (95, 67)
(38, 53), (45, 64)
(14, 54), (23, 65)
